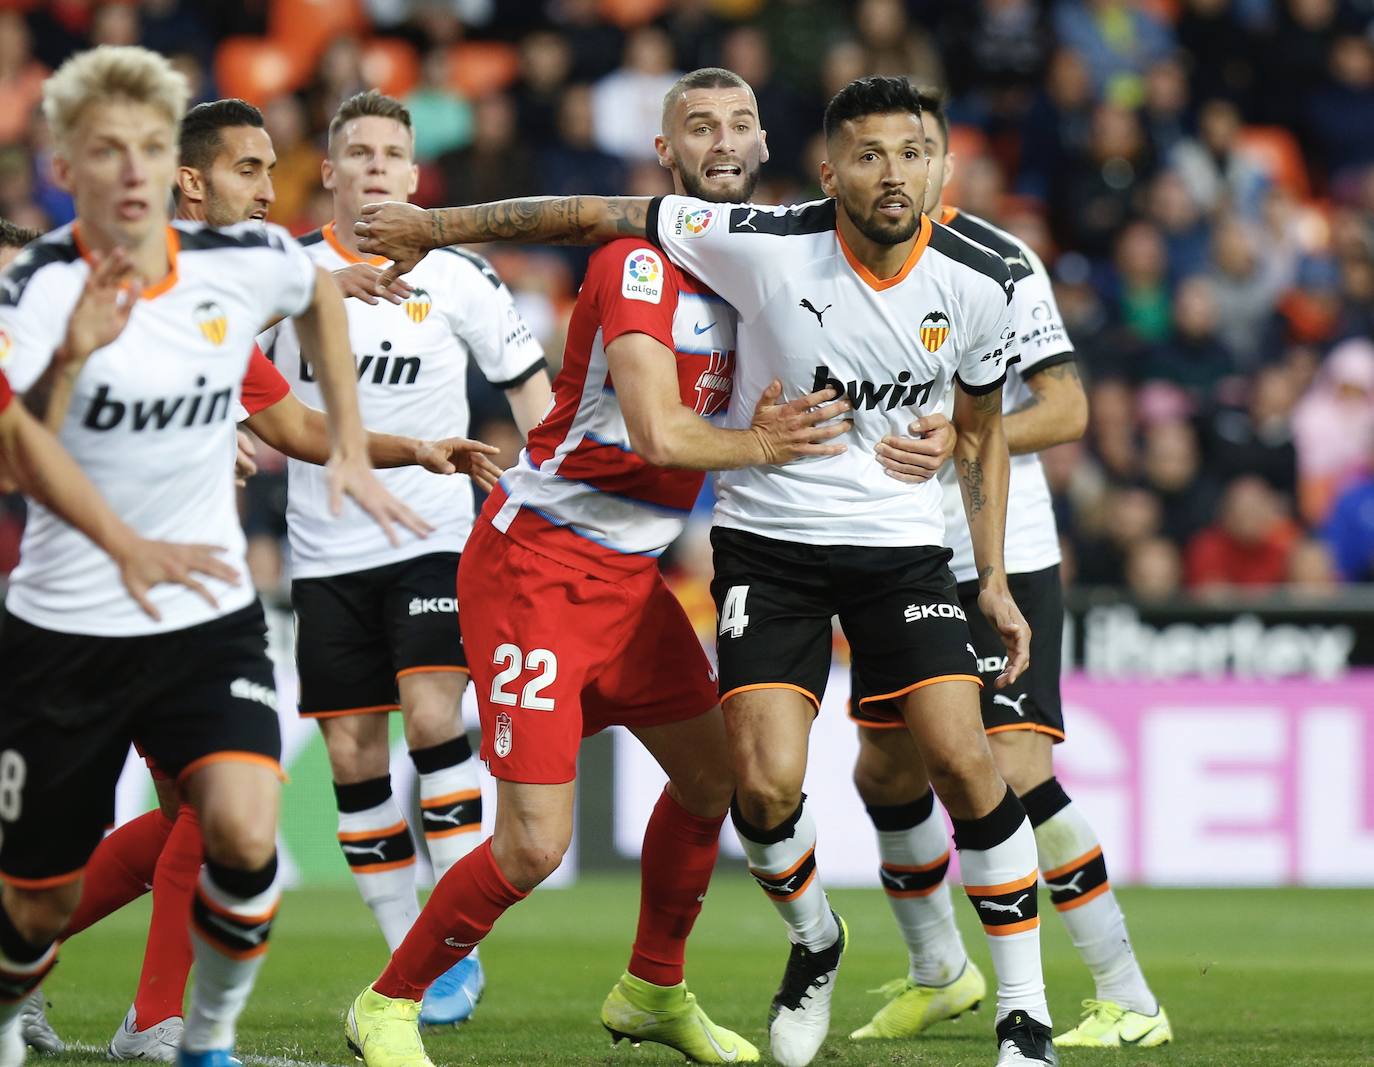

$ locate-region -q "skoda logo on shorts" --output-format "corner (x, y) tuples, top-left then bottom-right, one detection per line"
(494, 711), (513, 757)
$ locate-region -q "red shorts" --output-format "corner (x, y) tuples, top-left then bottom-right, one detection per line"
(134, 740), (173, 782)
(458, 519), (717, 784)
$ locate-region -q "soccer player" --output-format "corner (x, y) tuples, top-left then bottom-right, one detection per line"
(343, 68), (853, 1067)
(0, 45), (422, 1067)
(848, 91), (1171, 1050)
(272, 90), (551, 1026)
(356, 76), (1059, 1067)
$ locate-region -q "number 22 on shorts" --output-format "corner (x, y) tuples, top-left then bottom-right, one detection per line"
(719, 585), (750, 638)
(489, 643), (559, 710)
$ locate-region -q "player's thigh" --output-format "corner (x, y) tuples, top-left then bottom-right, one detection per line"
(0, 615), (132, 888)
(959, 565), (1067, 747)
(458, 522), (622, 786)
(292, 568), (397, 718)
(182, 758), (281, 869)
(316, 712), (392, 783)
(385, 551), (468, 746)
(852, 720), (932, 805)
(723, 686), (816, 825)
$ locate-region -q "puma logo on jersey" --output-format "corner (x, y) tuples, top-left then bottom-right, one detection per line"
(993, 693), (1030, 717)
(409, 597), (458, 615)
(298, 343), (420, 386)
(230, 677), (278, 710)
(811, 365), (936, 412)
(904, 602), (967, 623)
(799, 298), (832, 327)
(979, 893), (1029, 917)
(83, 380), (233, 433)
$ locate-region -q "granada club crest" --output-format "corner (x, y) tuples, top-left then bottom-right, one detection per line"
(494, 710), (513, 758)
(194, 301), (227, 346)
(919, 310), (950, 352)
(404, 288), (432, 324)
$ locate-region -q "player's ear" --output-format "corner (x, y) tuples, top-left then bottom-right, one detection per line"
(407, 162), (419, 196)
(653, 133), (674, 170)
(758, 128), (770, 165)
(175, 166), (203, 205)
(50, 152), (74, 194)
(819, 159), (836, 198)
(321, 157), (335, 191)
(941, 150), (956, 189)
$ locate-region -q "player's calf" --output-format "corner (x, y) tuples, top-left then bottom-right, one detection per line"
(0, 894), (65, 1067)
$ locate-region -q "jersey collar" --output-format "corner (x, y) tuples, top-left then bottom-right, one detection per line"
(71, 223), (180, 300)
(323, 220), (387, 267)
(939, 205), (959, 225)
(836, 212), (932, 292)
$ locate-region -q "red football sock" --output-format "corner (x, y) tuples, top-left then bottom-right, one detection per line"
(63, 808), (174, 939)
(373, 839), (526, 1002)
(133, 804), (201, 1027)
(628, 789), (723, 988)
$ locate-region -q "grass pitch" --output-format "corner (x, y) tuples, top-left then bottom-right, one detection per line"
(44, 874), (1373, 1066)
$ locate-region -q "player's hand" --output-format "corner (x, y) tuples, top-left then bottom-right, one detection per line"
(354, 202), (433, 287)
(332, 263), (414, 306)
(234, 431), (258, 487)
(877, 412), (956, 484)
(113, 537), (240, 622)
(978, 584), (1031, 688)
(326, 450), (435, 545)
(748, 380), (851, 464)
(63, 247), (139, 365)
(415, 437), (503, 489)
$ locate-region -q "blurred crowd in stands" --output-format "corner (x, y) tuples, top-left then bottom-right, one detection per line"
(3, 0), (1374, 606)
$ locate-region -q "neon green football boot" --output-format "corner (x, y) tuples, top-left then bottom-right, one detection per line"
(344, 986), (435, 1067)
(1054, 999), (1173, 1048)
(849, 961), (986, 1040)
(601, 972), (759, 1063)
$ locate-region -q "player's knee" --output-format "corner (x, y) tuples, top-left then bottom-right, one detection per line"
(5, 884), (79, 945)
(401, 703), (460, 751)
(733, 780), (802, 831)
(667, 767), (735, 819)
(924, 744), (998, 802)
(200, 807), (277, 870)
(493, 835), (568, 892)
(852, 746), (922, 806)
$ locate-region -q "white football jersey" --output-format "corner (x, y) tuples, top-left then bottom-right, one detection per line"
(270, 224), (545, 578)
(935, 208), (1071, 583)
(0, 221), (316, 635)
(649, 195), (1017, 548)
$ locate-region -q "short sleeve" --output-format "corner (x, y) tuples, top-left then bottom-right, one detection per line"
(439, 250), (546, 390)
(955, 266), (1018, 396)
(585, 240), (678, 351)
(647, 194), (802, 319)
(244, 223), (316, 324)
(0, 265), (72, 394)
(1010, 245), (1074, 376)
(239, 345), (290, 417)
(0, 368), (12, 413)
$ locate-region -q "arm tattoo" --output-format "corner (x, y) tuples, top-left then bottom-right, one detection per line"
(971, 386), (1002, 415)
(1008, 391), (1041, 417)
(443, 197), (650, 246)
(959, 456), (986, 515)
(1030, 360), (1080, 385)
(978, 565), (995, 588)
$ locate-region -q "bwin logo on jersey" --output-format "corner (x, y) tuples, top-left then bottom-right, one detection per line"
(230, 677), (277, 710)
(195, 301), (228, 346)
(919, 311), (950, 352)
(404, 288), (432, 324)
(409, 597), (458, 616)
(904, 602), (967, 623)
(83, 378), (233, 432)
(811, 365), (935, 411)
(299, 342), (420, 386)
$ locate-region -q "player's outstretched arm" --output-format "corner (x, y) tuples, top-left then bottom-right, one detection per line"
(606, 333), (850, 471)
(292, 265), (434, 544)
(1004, 360), (1088, 456)
(0, 401), (239, 620)
(356, 197), (654, 283)
(244, 392), (501, 483)
(952, 384), (1029, 687)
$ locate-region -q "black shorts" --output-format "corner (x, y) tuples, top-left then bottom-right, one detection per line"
(0, 602), (281, 886)
(961, 564), (1065, 741)
(291, 552), (466, 718)
(710, 528), (980, 714)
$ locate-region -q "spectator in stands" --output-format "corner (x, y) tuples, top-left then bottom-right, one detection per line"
(720, 26), (807, 184)
(663, 0), (728, 74)
(1076, 485), (1164, 587)
(1170, 98), (1269, 219)
(439, 92), (537, 205)
(551, 0), (624, 82)
(1056, 102), (1154, 257)
(514, 30), (572, 146)
(1307, 36), (1374, 181)
(1186, 475), (1302, 593)
(0, 13), (46, 147)
(591, 26), (680, 162)
(538, 84), (624, 197)
(1293, 337), (1374, 523)
(756, 0), (851, 97)
(1125, 536), (1184, 600)
(89, 2), (139, 47)
(1018, 45), (1095, 201)
(1086, 377), (1140, 483)
(1143, 275), (1235, 394)
(261, 95), (321, 231)
(1175, 0), (1259, 106)
(1140, 55), (1190, 160)
(1323, 459), (1374, 582)
(1258, 0), (1342, 133)
(944, 0), (1051, 100)
(1209, 215), (1294, 370)
(854, 0), (943, 87)
(1146, 169), (1211, 281)
(1142, 418), (1221, 544)
(1209, 362), (1300, 497)
(406, 48), (474, 162)
(1112, 219), (1172, 345)
(1052, 0), (1175, 99)
(1287, 536), (1340, 594)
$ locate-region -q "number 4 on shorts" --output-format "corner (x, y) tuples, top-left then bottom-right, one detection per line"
(719, 585), (750, 639)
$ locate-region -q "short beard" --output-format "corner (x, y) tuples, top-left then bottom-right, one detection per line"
(679, 161), (761, 204)
(842, 189), (920, 246)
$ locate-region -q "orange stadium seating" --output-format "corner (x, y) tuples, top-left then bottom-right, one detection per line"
(214, 37), (307, 107)
(446, 41), (520, 99)
(360, 38), (421, 99)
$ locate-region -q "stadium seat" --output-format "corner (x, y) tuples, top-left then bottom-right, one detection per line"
(1238, 125), (1311, 199)
(598, 0), (670, 28)
(214, 37), (307, 107)
(446, 42), (520, 99)
(361, 38), (421, 99)
(269, 0), (367, 65)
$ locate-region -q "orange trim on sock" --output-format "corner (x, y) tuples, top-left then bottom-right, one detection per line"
(858, 674), (982, 705)
(964, 870), (1039, 896)
(190, 919), (271, 962)
(349, 857), (417, 875)
(721, 682), (820, 711)
(1054, 881), (1111, 912)
(420, 788), (481, 809)
(396, 666), (470, 680)
(177, 752), (284, 785)
(425, 823), (480, 839)
(1042, 846), (1103, 882)
(983, 917), (1040, 936)
(985, 723), (1066, 741)
(338, 821), (410, 843)
(883, 851), (951, 875)
(195, 887), (279, 927)
(300, 703), (400, 719)
(768, 869), (817, 903)
(751, 847), (815, 884)
(0, 867), (84, 889)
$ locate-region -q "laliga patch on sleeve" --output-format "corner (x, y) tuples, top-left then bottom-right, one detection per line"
(622, 249), (665, 304)
(671, 205), (717, 239)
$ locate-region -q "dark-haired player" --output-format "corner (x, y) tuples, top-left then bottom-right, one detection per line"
(353, 75), (1056, 1067)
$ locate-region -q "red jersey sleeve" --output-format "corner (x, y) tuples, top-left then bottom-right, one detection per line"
(0, 369), (12, 414)
(240, 345), (290, 416)
(585, 240), (679, 351)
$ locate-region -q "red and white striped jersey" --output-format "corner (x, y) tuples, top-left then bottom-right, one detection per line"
(486, 239), (735, 578)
